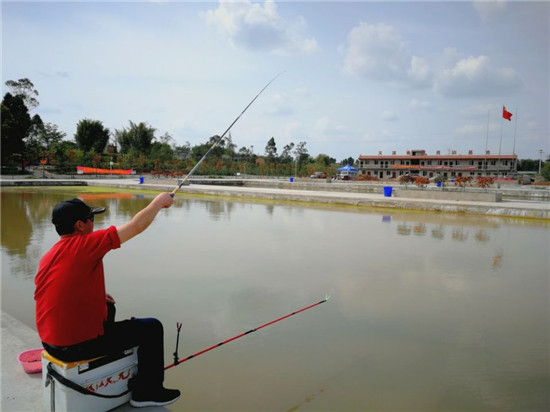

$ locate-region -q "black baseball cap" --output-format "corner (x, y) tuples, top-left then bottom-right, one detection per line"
(52, 198), (106, 230)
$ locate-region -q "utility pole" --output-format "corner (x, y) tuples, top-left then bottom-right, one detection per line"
(539, 149), (543, 174)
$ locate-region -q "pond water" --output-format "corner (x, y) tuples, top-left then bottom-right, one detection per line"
(1, 187), (549, 411)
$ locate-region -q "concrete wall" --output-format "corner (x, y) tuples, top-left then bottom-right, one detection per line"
(394, 188), (502, 202)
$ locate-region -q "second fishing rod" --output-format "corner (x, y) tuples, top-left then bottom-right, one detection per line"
(170, 72), (284, 198)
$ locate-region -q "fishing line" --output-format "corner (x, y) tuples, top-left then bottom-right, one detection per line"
(170, 71), (284, 197)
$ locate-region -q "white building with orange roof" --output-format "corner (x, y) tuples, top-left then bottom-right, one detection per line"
(358, 149), (517, 179)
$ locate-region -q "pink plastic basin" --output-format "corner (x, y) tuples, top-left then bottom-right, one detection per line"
(18, 348), (43, 374)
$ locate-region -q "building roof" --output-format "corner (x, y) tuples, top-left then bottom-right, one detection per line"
(358, 152), (517, 160)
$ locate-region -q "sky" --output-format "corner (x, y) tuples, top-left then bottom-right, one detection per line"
(2, 0), (549, 162)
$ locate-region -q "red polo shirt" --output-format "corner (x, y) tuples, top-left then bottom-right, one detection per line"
(35, 226), (121, 346)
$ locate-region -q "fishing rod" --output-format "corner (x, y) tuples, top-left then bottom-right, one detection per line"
(170, 72), (284, 197)
(165, 295), (329, 370)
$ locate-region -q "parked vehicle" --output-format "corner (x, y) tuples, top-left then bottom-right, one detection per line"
(310, 171), (328, 179)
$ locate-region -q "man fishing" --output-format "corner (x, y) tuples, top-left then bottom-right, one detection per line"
(34, 192), (180, 408)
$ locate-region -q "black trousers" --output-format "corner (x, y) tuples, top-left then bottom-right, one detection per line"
(42, 304), (165, 391)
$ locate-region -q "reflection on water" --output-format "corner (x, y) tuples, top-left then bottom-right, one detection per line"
(1, 188), (549, 411)
(395, 219), (494, 243)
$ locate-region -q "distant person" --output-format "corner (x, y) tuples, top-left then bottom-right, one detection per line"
(35, 194), (180, 408)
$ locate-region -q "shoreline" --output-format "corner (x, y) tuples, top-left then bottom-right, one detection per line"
(1, 177), (549, 220)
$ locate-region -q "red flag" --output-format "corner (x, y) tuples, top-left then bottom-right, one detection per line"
(502, 106), (513, 121)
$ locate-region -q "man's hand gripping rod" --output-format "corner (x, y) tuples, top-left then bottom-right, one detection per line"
(170, 72), (284, 198)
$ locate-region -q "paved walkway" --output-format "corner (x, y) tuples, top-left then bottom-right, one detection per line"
(1, 312), (43, 412)
(1, 311), (166, 411)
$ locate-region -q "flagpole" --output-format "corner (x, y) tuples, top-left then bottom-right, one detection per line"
(512, 107), (518, 155)
(485, 109), (490, 173)
(499, 106), (505, 177)
(499, 107), (503, 157)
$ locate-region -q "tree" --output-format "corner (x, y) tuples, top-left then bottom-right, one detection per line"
(225, 132), (237, 156)
(292, 141), (310, 166)
(150, 141), (174, 164)
(174, 142), (191, 160)
(315, 154), (335, 166)
(541, 162), (550, 181)
(5, 78), (39, 109)
(265, 137), (277, 160)
(26, 122), (66, 166)
(399, 175), (414, 185)
(115, 121), (155, 155)
(206, 135), (227, 157)
(341, 156), (355, 166)
(414, 176), (430, 189)
(517, 159), (540, 172)
(280, 142), (295, 163)
(75, 119), (110, 153)
(454, 176), (472, 191)
(476, 176), (494, 189)
(37, 123), (66, 150)
(158, 132), (175, 147)
(1, 93), (32, 166)
(238, 146), (254, 159)
(49, 140), (79, 173)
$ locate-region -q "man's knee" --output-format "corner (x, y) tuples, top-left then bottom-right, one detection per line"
(134, 317), (163, 336)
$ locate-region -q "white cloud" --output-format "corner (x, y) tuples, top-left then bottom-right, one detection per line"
(200, 0), (318, 55)
(407, 56), (432, 87)
(435, 55), (521, 97)
(340, 24), (522, 99)
(340, 22), (410, 82)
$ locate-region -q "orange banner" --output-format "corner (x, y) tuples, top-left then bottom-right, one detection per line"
(76, 166), (135, 175)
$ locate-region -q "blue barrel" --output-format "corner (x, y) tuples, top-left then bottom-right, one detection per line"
(139, 177), (144, 184)
(289, 177), (294, 183)
(436, 181), (442, 187)
(383, 186), (392, 197)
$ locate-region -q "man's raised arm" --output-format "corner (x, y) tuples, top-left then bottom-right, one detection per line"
(117, 192), (174, 244)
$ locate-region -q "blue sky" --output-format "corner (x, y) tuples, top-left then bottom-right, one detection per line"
(2, 0), (548, 162)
